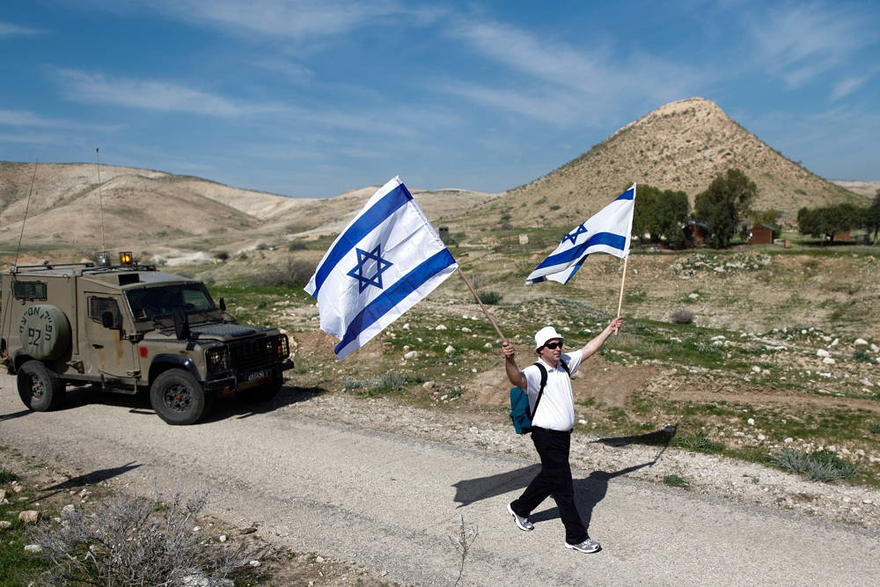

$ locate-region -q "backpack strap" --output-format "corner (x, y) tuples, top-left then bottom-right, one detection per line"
(531, 363), (548, 420)
(531, 359), (570, 419)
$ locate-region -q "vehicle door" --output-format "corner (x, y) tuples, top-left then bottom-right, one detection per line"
(82, 293), (140, 380)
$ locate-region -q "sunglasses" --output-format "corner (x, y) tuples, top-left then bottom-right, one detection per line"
(544, 341), (564, 350)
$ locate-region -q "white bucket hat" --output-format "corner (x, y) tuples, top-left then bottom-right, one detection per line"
(534, 326), (564, 351)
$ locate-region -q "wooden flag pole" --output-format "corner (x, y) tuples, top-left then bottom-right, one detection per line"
(457, 270), (507, 341)
(614, 255), (630, 334)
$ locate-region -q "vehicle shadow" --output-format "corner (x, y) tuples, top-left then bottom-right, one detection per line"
(57, 382), (327, 424)
(0, 408), (33, 422)
(204, 384), (327, 422)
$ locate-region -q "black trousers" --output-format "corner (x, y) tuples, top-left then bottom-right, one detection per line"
(511, 427), (588, 545)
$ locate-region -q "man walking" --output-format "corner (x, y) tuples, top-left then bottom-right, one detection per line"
(501, 317), (624, 553)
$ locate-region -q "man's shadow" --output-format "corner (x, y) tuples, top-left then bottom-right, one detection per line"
(452, 426), (676, 530)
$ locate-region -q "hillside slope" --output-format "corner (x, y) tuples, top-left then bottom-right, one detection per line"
(0, 162), (497, 255)
(502, 98), (861, 226)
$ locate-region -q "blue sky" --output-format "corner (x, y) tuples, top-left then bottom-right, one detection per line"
(1, 0), (878, 197)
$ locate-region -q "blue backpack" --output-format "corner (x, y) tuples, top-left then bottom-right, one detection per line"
(509, 360), (569, 434)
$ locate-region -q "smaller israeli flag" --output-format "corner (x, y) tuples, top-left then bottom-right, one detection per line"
(526, 184), (636, 285)
(305, 177), (458, 359)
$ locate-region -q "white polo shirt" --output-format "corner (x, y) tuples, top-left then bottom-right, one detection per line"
(523, 351), (584, 432)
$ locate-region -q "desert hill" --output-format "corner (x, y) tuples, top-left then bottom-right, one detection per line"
(498, 98), (862, 227)
(831, 179), (880, 199)
(0, 161), (497, 257)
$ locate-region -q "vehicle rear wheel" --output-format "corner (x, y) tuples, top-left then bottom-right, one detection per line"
(17, 360), (65, 411)
(149, 369), (209, 425)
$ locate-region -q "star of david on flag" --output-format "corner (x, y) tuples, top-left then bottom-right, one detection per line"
(305, 177), (458, 359)
(526, 184), (636, 285)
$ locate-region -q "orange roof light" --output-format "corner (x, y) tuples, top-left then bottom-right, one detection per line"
(119, 251), (134, 265)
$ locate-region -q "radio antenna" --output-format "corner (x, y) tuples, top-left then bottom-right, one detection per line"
(13, 159), (39, 270)
(95, 147), (107, 252)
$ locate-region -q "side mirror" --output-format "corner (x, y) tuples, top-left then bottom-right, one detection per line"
(173, 308), (190, 340)
(101, 311), (117, 329)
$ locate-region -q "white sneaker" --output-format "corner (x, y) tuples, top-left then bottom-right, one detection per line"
(507, 503), (534, 532)
(565, 538), (601, 553)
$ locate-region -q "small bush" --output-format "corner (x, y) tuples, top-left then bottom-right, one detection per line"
(870, 422), (880, 434)
(0, 469), (17, 483)
(252, 258), (317, 287)
(671, 310), (695, 324)
(28, 492), (259, 586)
(663, 474), (690, 489)
(672, 433), (725, 453)
(853, 349), (871, 363)
(478, 291), (503, 305)
(287, 241), (307, 251)
(215, 250), (230, 261)
(769, 449), (859, 483)
(255, 242), (270, 251)
(344, 373), (422, 397)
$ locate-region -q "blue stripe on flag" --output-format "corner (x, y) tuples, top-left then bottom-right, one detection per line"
(534, 232), (627, 270)
(616, 187), (635, 201)
(311, 184), (413, 297)
(334, 249), (456, 355)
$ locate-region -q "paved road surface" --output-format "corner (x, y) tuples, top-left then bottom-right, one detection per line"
(1, 376), (877, 586)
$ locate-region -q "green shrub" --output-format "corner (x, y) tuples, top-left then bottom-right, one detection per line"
(214, 251), (229, 261)
(287, 241), (307, 251)
(769, 449), (859, 483)
(663, 474), (690, 489)
(252, 258), (316, 287)
(0, 469), (17, 483)
(478, 291), (503, 305)
(672, 433), (725, 453)
(870, 422), (880, 434)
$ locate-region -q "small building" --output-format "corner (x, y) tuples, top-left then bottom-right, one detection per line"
(748, 224), (776, 245)
(685, 221), (708, 245)
(831, 230), (851, 242)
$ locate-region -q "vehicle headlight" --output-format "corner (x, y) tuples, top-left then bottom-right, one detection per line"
(206, 346), (230, 373)
(274, 334), (289, 359)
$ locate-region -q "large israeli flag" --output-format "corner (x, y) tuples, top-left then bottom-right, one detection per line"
(305, 177), (458, 359)
(526, 184), (636, 285)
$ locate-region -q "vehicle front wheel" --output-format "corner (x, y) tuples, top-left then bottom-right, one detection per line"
(150, 369), (209, 425)
(17, 360), (65, 411)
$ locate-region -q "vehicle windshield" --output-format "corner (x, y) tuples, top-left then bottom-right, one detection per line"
(127, 284), (218, 324)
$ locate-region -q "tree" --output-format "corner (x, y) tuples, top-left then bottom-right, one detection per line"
(632, 184), (690, 247)
(694, 169), (757, 248)
(866, 191), (880, 244)
(797, 203), (865, 242)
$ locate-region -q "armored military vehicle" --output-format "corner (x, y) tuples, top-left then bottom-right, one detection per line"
(0, 252), (293, 425)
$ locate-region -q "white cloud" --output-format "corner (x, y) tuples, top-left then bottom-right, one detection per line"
(746, 2), (875, 88)
(830, 74), (871, 101)
(0, 108), (120, 132)
(147, 0), (442, 41)
(446, 20), (704, 126)
(54, 69), (271, 117)
(0, 21), (44, 37)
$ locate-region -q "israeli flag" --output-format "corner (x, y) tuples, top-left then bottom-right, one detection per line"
(526, 184), (636, 285)
(305, 177), (458, 359)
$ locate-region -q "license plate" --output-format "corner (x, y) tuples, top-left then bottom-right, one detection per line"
(247, 369), (270, 382)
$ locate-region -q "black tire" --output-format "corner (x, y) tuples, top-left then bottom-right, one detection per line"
(17, 360), (65, 411)
(252, 369), (283, 402)
(149, 369), (209, 425)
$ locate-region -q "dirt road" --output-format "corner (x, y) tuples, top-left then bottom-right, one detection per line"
(1, 376), (877, 586)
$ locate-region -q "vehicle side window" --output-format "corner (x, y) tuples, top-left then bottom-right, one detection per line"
(13, 281), (47, 300)
(89, 296), (121, 328)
